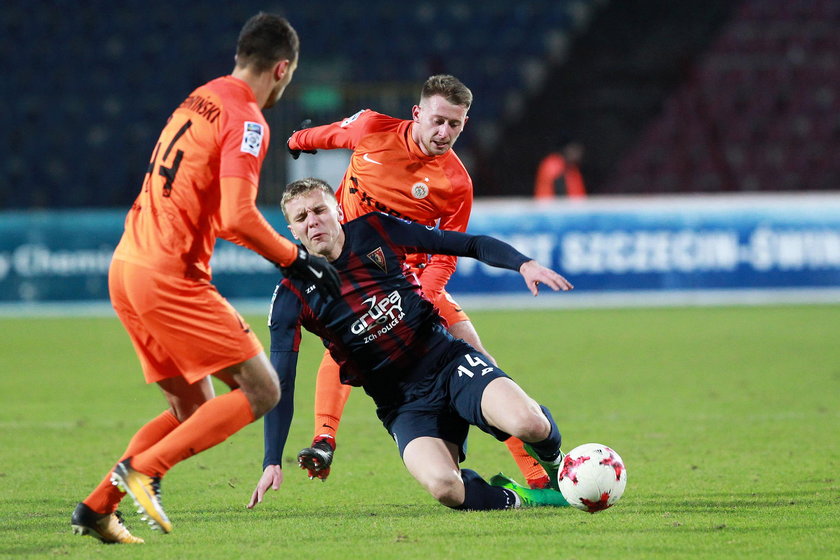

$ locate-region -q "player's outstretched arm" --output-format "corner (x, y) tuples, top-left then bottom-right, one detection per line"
(247, 464), (283, 509)
(287, 119), (318, 159)
(379, 215), (574, 297)
(519, 260), (574, 296)
(288, 109), (373, 154)
(219, 176), (299, 266)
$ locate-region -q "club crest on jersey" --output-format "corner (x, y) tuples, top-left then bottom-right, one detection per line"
(367, 247), (387, 272)
(411, 182), (429, 199)
(241, 121), (264, 156)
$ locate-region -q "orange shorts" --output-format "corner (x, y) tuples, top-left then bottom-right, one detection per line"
(433, 289), (469, 327)
(108, 259), (263, 384)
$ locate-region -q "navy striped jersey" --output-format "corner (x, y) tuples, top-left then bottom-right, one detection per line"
(268, 212), (530, 388)
(262, 212), (530, 468)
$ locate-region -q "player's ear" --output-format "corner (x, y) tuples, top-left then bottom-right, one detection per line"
(273, 59), (290, 81)
(287, 224), (300, 240)
(411, 104), (421, 123)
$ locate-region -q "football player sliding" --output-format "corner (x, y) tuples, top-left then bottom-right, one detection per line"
(248, 177), (574, 511)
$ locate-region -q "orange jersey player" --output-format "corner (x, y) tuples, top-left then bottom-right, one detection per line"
(113, 77), (291, 281)
(285, 75), (553, 491)
(292, 107), (472, 297)
(71, 14), (338, 545)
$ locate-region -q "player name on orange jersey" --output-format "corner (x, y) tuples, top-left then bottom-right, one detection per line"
(178, 94), (221, 123)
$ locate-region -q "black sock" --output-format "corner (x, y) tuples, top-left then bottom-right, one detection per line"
(451, 469), (517, 511)
(525, 405), (563, 462)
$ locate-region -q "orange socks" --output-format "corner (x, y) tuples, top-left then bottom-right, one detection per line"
(83, 410), (181, 514)
(505, 437), (550, 489)
(132, 389), (255, 478)
(312, 351), (351, 441)
(83, 390), (255, 514)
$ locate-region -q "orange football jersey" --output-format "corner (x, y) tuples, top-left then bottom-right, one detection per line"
(113, 76), (271, 280)
(290, 109), (473, 297)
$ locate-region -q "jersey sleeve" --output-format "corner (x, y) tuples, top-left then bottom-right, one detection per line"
(289, 109), (395, 151)
(263, 350), (297, 469)
(218, 177), (298, 266)
(218, 98), (268, 185)
(417, 254), (455, 300)
(377, 214), (531, 272)
(264, 282), (305, 468)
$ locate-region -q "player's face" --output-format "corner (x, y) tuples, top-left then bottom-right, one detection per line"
(285, 190), (345, 261)
(265, 56), (298, 109)
(411, 95), (469, 156)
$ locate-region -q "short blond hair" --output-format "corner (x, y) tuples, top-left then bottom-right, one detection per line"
(421, 74), (472, 109)
(280, 177), (336, 220)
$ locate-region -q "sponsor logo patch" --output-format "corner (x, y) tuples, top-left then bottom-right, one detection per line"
(350, 290), (405, 343)
(241, 121), (264, 156)
(341, 109), (366, 127)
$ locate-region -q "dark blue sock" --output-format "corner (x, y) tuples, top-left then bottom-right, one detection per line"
(526, 405), (563, 462)
(451, 469), (517, 511)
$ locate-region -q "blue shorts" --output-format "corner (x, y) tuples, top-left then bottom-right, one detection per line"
(381, 336), (512, 463)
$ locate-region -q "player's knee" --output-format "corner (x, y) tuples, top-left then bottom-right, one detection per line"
(241, 374), (280, 418)
(511, 403), (551, 442)
(263, 381), (281, 411)
(170, 400), (202, 422)
(254, 380), (280, 417)
(429, 480), (464, 507)
(424, 473), (464, 507)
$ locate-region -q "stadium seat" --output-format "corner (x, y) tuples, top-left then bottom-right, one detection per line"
(607, 0), (840, 193)
(3, 1), (601, 208)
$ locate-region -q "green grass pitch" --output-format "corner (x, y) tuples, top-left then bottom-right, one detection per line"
(0, 305), (838, 559)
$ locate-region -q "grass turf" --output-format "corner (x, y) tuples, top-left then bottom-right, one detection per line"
(0, 305), (838, 559)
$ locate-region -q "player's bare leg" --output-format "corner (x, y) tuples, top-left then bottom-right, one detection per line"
(402, 437), (464, 507)
(158, 374), (217, 421)
(449, 320), (551, 487)
(481, 378), (565, 493)
(481, 378), (551, 444)
(213, 352), (281, 419)
(401, 436), (565, 509)
(114, 354), (279, 533)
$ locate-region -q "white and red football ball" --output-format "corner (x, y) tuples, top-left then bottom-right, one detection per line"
(557, 443), (627, 513)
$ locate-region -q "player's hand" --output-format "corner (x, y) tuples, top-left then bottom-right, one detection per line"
(287, 119), (318, 159)
(519, 260), (574, 296)
(280, 246), (341, 300)
(247, 464), (283, 509)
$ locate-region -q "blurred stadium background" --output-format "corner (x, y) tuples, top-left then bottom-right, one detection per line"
(1, 0), (839, 307)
